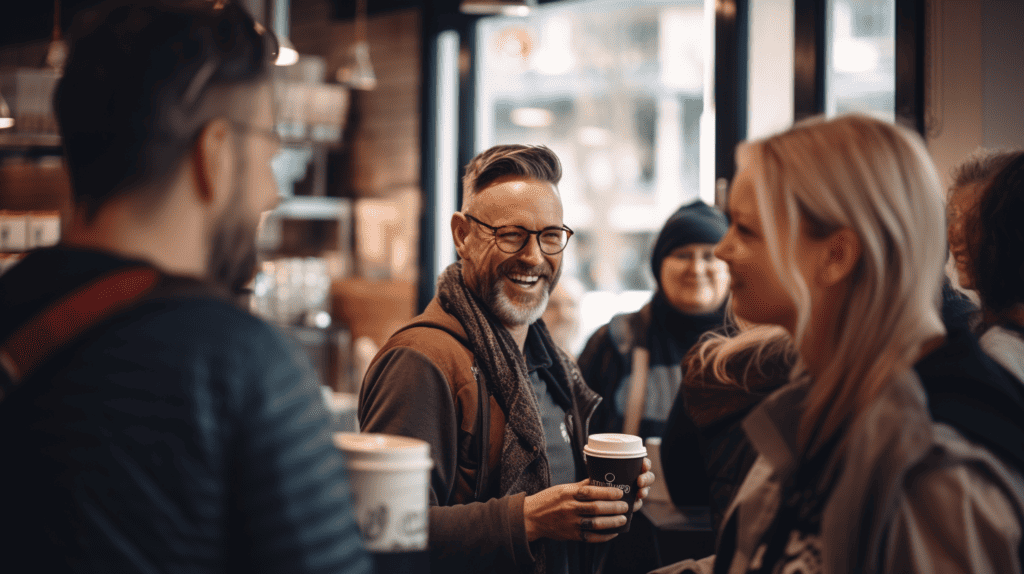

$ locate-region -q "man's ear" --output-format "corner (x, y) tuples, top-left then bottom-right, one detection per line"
(192, 118), (234, 209)
(452, 212), (471, 257)
(819, 227), (862, 286)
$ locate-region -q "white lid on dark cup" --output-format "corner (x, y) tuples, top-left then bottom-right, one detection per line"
(583, 433), (647, 459)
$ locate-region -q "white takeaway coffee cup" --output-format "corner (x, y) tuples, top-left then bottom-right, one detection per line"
(334, 432), (433, 554)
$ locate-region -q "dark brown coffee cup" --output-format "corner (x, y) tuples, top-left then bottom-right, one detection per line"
(583, 433), (647, 533)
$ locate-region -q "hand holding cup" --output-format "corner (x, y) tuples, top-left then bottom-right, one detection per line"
(633, 456), (655, 513)
(523, 480), (630, 543)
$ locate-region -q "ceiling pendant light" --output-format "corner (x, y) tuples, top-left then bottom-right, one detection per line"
(460, 0), (537, 18)
(272, 0), (298, 66)
(276, 36), (300, 67)
(0, 90), (14, 130)
(45, 0), (67, 71)
(336, 0), (376, 90)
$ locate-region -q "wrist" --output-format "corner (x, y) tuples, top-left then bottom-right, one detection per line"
(522, 493), (540, 542)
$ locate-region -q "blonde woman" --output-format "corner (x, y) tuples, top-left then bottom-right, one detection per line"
(657, 115), (1024, 574)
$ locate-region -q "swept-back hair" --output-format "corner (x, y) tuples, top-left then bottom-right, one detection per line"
(55, 0), (278, 222)
(461, 144), (562, 209)
(731, 114), (947, 452)
(969, 153), (1024, 319)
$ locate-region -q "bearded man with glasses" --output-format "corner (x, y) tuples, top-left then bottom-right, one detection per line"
(359, 144), (655, 574)
(0, 2), (370, 572)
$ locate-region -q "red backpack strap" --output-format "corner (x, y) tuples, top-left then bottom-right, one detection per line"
(0, 266), (162, 403)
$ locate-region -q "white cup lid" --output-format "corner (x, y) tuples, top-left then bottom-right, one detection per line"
(583, 433), (647, 459)
(334, 432), (432, 468)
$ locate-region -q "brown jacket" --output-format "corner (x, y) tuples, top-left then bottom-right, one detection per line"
(359, 298), (602, 574)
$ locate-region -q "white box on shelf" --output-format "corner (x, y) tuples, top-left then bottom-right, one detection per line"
(0, 212), (29, 252)
(27, 211), (60, 249)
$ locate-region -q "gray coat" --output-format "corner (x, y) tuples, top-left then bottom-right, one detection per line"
(654, 369), (1024, 574)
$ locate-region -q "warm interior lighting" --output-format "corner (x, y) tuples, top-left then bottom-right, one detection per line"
(336, 0), (377, 90)
(46, 0), (67, 71)
(460, 0), (535, 17)
(0, 90), (13, 130)
(344, 42), (377, 90)
(275, 36), (300, 66)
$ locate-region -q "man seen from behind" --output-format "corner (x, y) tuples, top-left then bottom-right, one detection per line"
(0, 2), (371, 572)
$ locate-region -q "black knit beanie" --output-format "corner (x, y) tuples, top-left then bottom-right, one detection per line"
(650, 200), (729, 288)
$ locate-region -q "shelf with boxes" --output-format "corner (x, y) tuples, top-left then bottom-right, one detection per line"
(0, 210), (61, 274)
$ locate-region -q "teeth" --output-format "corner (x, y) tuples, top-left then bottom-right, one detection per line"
(509, 274), (540, 284)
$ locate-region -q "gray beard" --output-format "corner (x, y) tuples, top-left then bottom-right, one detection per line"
(486, 277), (550, 327)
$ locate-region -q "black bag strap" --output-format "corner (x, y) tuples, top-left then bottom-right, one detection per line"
(0, 265), (162, 404)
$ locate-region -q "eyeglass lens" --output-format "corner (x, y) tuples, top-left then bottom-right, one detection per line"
(494, 227), (569, 254)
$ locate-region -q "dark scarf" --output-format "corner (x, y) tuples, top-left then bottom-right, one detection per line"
(436, 261), (557, 499)
(646, 292), (726, 369)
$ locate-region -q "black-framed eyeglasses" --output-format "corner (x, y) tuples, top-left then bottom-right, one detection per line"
(464, 213), (574, 255)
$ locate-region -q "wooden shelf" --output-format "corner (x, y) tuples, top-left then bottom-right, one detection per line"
(0, 132), (61, 151)
(273, 196), (351, 220)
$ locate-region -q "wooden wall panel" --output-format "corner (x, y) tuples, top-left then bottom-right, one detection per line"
(290, 0), (421, 199)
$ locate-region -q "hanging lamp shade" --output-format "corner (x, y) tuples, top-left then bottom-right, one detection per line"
(336, 0), (376, 90)
(0, 90), (13, 130)
(275, 35), (300, 66)
(459, 0), (536, 17)
(46, 0), (67, 71)
(339, 41), (376, 90)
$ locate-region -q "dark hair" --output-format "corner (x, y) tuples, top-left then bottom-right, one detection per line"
(950, 148), (1021, 194)
(461, 144), (562, 208)
(54, 0), (278, 221)
(969, 153), (1024, 317)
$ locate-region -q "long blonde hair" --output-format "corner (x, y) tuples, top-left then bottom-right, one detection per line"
(733, 115), (947, 452)
(685, 312), (796, 392)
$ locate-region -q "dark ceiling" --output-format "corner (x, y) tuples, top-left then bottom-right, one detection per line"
(1, 0), (558, 48)
(1, 0), (108, 47)
(0, 0), (428, 48)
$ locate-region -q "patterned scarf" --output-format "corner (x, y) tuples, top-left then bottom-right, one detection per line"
(436, 261), (552, 498)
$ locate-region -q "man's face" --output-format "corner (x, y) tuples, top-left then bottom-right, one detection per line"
(207, 83), (280, 293)
(456, 176), (564, 329)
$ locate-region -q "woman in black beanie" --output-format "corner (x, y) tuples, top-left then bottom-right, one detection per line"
(578, 200), (730, 440)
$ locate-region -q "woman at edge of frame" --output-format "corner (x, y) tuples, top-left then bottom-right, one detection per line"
(654, 113), (1024, 574)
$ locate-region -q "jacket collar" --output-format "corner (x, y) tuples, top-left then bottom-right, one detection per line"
(741, 382), (808, 476)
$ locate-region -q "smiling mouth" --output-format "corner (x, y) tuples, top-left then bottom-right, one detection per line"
(507, 273), (542, 287)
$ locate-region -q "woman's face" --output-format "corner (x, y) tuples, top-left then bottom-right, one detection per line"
(659, 243), (731, 314)
(714, 165), (824, 335)
(947, 182), (983, 290)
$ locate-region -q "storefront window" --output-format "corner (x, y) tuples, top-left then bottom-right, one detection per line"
(826, 0), (895, 119)
(476, 0), (713, 354)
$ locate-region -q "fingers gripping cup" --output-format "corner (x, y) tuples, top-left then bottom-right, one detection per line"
(334, 432), (433, 573)
(583, 433), (647, 533)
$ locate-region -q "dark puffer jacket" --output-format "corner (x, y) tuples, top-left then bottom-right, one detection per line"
(0, 247), (371, 574)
